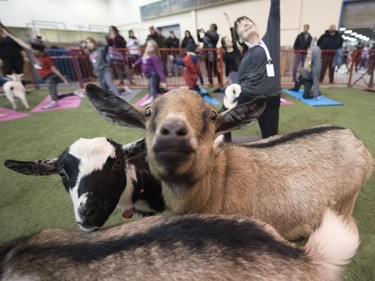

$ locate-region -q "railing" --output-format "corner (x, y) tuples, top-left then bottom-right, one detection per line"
(22, 48), (375, 92)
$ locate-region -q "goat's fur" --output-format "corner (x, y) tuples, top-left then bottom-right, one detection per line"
(0, 210), (359, 281)
(4, 138), (165, 231)
(85, 84), (373, 241)
(3, 74), (30, 110)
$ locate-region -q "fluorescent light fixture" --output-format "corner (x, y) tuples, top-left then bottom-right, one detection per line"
(339, 27), (346, 31)
(344, 30), (353, 34)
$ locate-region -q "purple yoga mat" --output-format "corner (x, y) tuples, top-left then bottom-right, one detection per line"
(0, 107), (31, 122)
(280, 97), (294, 105)
(32, 94), (82, 112)
(134, 93), (163, 106)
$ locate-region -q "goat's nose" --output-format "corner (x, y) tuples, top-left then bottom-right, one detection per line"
(159, 120), (188, 137)
(78, 202), (98, 218)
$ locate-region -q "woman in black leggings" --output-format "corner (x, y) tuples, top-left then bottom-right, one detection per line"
(234, 0), (281, 139)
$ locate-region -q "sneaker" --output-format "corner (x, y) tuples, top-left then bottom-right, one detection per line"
(73, 89), (85, 98)
(140, 96), (154, 106)
(42, 101), (58, 110)
(124, 86), (134, 94)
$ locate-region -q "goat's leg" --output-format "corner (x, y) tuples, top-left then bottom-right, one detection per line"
(19, 94), (30, 110)
(5, 94), (17, 110)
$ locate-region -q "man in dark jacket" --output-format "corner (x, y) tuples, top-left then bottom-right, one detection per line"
(197, 24), (221, 85)
(317, 24), (343, 83)
(292, 24), (312, 81)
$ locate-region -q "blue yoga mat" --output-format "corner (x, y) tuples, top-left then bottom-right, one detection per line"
(196, 88), (221, 105)
(283, 89), (343, 107)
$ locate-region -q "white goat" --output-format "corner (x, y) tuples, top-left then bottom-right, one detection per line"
(86, 84), (373, 241)
(2, 74), (30, 110)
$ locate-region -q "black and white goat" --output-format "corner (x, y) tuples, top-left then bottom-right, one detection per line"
(85, 84), (373, 241)
(0, 210), (360, 281)
(4, 137), (165, 231)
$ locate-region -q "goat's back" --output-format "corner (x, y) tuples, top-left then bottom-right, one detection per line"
(0, 213), (358, 281)
(209, 125), (373, 239)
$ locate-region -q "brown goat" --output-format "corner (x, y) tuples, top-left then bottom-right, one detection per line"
(0, 211), (359, 281)
(86, 84), (373, 241)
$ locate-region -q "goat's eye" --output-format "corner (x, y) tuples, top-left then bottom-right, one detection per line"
(145, 107), (152, 118)
(209, 111), (218, 122)
(58, 169), (67, 178)
(114, 159), (123, 167)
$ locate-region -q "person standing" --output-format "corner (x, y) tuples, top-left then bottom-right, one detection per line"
(180, 30), (196, 49)
(86, 37), (121, 97)
(197, 24), (221, 85)
(132, 40), (166, 106)
(0, 23), (27, 79)
(127, 29), (141, 76)
(166, 31), (180, 76)
(234, 0), (281, 139)
(106, 26), (132, 85)
(292, 24), (312, 82)
(317, 24), (343, 83)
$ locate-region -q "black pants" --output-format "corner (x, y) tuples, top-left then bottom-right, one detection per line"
(238, 93), (281, 139)
(1, 56), (24, 75)
(293, 75), (313, 99)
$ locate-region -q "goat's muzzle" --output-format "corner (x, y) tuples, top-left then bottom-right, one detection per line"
(152, 119), (195, 169)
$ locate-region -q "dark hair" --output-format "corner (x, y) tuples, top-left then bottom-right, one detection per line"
(233, 16), (255, 44)
(30, 37), (45, 52)
(109, 26), (120, 36)
(184, 30), (192, 38)
(221, 36), (228, 50)
(210, 23), (217, 31)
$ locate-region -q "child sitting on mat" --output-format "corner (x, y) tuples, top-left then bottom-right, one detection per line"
(132, 39), (166, 106)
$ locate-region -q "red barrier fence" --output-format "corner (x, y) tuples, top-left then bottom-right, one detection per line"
(49, 48), (375, 92)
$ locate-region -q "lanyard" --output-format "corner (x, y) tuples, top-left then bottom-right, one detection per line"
(258, 40), (272, 63)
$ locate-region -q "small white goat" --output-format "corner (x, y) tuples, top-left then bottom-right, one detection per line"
(2, 73), (30, 110)
(86, 84), (373, 241)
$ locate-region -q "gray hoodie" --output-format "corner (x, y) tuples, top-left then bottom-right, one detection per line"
(301, 46), (321, 97)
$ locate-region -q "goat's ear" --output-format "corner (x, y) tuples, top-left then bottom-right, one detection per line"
(6, 74), (12, 79)
(4, 158), (58, 176)
(121, 138), (146, 160)
(215, 96), (267, 135)
(85, 84), (146, 130)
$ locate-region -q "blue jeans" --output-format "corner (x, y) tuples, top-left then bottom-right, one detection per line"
(147, 72), (160, 98)
(99, 68), (120, 96)
(293, 53), (307, 82)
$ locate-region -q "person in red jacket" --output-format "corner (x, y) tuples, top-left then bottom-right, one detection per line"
(171, 43), (203, 92)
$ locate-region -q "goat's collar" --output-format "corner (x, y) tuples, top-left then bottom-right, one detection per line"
(122, 208), (134, 218)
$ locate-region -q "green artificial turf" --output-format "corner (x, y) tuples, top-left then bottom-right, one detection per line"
(0, 86), (374, 280)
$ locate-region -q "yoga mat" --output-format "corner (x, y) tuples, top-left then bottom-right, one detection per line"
(203, 95), (221, 105)
(283, 89), (343, 107)
(0, 107), (31, 122)
(196, 88), (221, 106)
(32, 93), (82, 112)
(119, 88), (142, 102)
(280, 97), (294, 105)
(134, 93), (162, 106)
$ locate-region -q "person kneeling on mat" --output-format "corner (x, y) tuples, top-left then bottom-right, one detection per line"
(289, 44), (321, 100)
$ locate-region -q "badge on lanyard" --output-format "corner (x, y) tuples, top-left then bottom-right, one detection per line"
(266, 62), (275, 77)
(259, 40), (275, 77)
